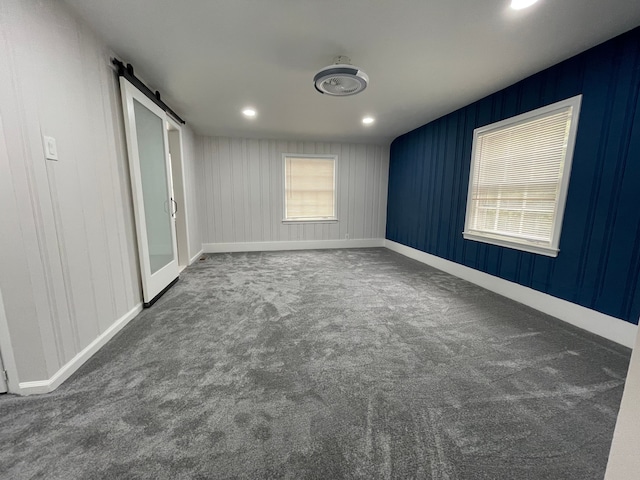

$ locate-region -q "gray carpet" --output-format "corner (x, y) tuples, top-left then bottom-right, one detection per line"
(0, 248), (631, 479)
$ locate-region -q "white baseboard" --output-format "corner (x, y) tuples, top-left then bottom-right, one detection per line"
(385, 240), (637, 348)
(18, 303), (143, 395)
(189, 248), (204, 265)
(203, 238), (385, 253)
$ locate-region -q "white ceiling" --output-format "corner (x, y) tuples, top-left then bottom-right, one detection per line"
(63, 0), (640, 144)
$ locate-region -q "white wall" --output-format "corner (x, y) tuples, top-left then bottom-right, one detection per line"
(0, 0), (199, 390)
(182, 126), (202, 259)
(197, 137), (389, 247)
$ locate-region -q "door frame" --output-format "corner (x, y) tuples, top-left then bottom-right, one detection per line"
(0, 115), (21, 394)
(0, 287), (20, 394)
(120, 77), (180, 306)
(166, 117), (191, 269)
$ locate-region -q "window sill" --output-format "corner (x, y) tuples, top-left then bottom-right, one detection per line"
(462, 231), (559, 257)
(282, 218), (338, 224)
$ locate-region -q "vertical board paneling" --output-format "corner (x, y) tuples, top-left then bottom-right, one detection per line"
(196, 136), (389, 243)
(378, 148), (389, 239)
(338, 143), (350, 239)
(0, 0), (146, 381)
(355, 144), (366, 239)
(203, 137), (215, 243)
(248, 139), (260, 242)
(348, 145), (357, 238)
(218, 139), (233, 242)
(180, 125), (202, 259)
(386, 27), (640, 325)
(276, 140), (288, 241)
(212, 137), (224, 243)
(106, 50), (139, 311)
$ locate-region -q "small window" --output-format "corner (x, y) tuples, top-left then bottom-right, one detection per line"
(283, 154), (337, 222)
(463, 95), (582, 257)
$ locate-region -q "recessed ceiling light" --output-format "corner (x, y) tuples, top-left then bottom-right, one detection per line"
(510, 0), (539, 10)
(242, 108), (257, 118)
(362, 116), (375, 125)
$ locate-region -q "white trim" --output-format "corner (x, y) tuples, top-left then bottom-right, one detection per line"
(0, 116), (21, 394)
(18, 303), (143, 395)
(166, 117), (192, 266)
(283, 153), (338, 222)
(203, 238), (385, 253)
(385, 240), (637, 348)
(189, 248), (204, 265)
(0, 288), (20, 394)
(605, 321), (640, 479)
(463, 94), (582, 256)
(0, 346), (6, 394)
(462, 231), (559, 257)
(281, 219), (338, 224)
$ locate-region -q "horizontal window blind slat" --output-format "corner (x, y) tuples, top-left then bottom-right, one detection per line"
(466, 101), (577, 251)
(285, 156), (336, 220)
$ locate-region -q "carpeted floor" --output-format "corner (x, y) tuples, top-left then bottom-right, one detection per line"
(0, 248), (631, 479)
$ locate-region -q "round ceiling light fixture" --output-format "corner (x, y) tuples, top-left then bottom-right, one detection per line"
(362, 116), (375, 125)
(314, 56), (369, 97)
(242, 108), (257, 118)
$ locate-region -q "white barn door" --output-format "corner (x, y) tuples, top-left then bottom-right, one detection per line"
(120, 78), (179, 306)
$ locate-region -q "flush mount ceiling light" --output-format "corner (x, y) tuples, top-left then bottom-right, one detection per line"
(242, 108), (257, 117)
(362, 116), (375, 125)
(314, 56), (369, 97)
(511, 0), (539, 9)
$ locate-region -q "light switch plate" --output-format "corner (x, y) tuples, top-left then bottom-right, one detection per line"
(43, 135), (58, 161)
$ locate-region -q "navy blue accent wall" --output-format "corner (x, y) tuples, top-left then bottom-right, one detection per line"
(386, 27), (640, 325)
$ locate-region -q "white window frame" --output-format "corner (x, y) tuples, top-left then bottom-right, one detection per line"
(282, 153), (338, 224)
(463, 95), (582, 257)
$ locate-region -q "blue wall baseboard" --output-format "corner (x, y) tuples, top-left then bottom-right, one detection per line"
(386, 26), (640, 325)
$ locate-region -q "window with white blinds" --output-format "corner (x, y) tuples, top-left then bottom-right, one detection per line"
(463, 95), (582, 257)
(284, 155), (337, 221)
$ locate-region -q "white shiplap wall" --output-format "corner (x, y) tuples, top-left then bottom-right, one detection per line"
(0, 0), (200, 389)
(182, 126), (203, 260)
(196, 137), (389, 247)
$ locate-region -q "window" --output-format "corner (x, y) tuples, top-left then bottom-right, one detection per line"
(283, 154), (337, 222)
(463, 95), (582, 257)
